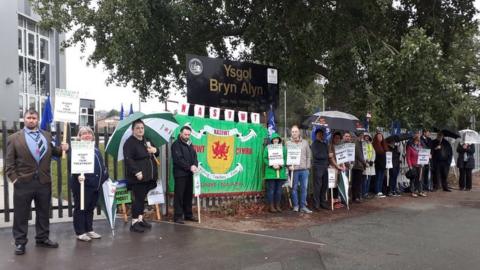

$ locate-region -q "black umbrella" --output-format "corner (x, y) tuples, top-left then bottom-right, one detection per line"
(310, 111), (361, 132)
(433, 128), (460, 139)
(386, 133), (412, 143)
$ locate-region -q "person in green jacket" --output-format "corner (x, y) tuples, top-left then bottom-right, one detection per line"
(263, 133), (287, 213)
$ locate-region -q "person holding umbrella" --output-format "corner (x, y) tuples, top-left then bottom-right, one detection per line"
(123, 119), (159, 232)
(70, 127), (109, 241)
(457, 142), (475, 191)
(431, 131), (453, 192)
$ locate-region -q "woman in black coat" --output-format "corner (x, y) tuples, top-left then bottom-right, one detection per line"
(457, 143), (475, 191)
(123, 119), (159, 233)
(71, 127), (109, 241)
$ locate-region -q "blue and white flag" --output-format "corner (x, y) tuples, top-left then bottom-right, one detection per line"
(267, 105), (277, 137)
(120, 104), (124, 120)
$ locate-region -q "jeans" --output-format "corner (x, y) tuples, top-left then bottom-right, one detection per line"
(363, 175), (372, 197)
(291, 169), (309, 208)
(266, 179), (285, 204)
(388, 167), (400, 193)
(375, 168), (385, 194)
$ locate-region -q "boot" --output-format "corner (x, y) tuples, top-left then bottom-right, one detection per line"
(275, 202), (282, 213)
(269, 203), (277, 213)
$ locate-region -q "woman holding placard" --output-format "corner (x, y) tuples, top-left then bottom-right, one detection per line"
(70, 127), (109, 241)
(406, 133), (427, 197)
(263, 133), (287, 213)
(123, 120), (159, 233)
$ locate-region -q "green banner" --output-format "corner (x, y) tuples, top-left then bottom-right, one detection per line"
(169, 115), (268, 195)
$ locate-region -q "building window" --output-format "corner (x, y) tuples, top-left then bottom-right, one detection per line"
(40, 38), (49, 61)
(19, 94), (25, 119)
(18, 15), (52, 118)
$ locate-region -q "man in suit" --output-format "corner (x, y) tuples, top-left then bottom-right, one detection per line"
(5, 109), (69, 255)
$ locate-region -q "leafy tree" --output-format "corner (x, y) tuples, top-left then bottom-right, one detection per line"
(32, 0), (480, 130)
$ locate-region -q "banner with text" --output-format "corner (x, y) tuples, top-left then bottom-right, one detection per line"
(169, 115), (268, 195)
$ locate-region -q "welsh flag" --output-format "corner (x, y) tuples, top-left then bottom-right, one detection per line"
(338, 171), (350, 209)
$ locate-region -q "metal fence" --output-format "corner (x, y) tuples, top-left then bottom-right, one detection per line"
(0, 121), (263, 224)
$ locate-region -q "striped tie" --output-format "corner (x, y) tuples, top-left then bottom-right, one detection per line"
(34, 132), (46, 159)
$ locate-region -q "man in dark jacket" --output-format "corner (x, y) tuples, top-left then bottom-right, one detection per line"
(352, 133), (367, 202)
(5, 109), (69, 255)
(457, 143), (475, 191)
(431, 132), (453, 191)
(171, 126), (199, 223)
(310, 129), (329, 210)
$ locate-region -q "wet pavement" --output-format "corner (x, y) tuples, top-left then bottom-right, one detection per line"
(0, 190), (479, 270)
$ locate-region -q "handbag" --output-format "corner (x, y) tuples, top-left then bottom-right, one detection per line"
(405, 168), (417, 179)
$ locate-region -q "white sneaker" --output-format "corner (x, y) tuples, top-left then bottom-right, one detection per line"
(300, 207), (313, 214)
(77, 233), (91, 242)
(86, 231), (102, 239)
(376, 193), (386, 198)
(293, 206), (299, 212)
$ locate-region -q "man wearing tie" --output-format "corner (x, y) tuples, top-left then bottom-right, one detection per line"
(5, 109), (69, 255)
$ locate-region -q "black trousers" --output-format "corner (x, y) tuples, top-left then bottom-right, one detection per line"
(351, 169), (363, 201)
(433, 162), (450, 190)
(13, 178), (51, 245)
(130, 181), (156, 219)
(72, 186), (99, 235)
(312, 165), (328, 208)
(174, 175), (194, 220)
(459, 168), (473, 190)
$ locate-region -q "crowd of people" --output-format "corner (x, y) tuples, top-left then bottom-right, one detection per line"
(4, 109), (476, 255)
(263, 125), (475, 212)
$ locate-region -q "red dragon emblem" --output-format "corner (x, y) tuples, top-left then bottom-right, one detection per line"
(212, 141), (230, 160)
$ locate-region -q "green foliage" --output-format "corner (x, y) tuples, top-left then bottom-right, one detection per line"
(106, 109), (119, 118)
(32, 0), (480, 130)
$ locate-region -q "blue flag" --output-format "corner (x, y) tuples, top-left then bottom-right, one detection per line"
(120, 104), (124, 120)
(40, 95), (53, 131)
(267, 105), (277, 137)
(129, 103), (134, 115)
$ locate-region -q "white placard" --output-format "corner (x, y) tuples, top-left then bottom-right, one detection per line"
(386, 152), (393, 169)
(268, 144), (284, 166)
(267, 68), (278, 84)
(54, 88), (80, 123)
(238, 111), (248, 123)
(147, 181), (165, 205)
(178, 103), (190, 115)
(328, 168), (337, 188)
(209, 107), (220, 120)
(194, 104), (205, 118)
(286, 144), (301, 166)
(251, 113), (260, 124)
(224, 109), (235, 121)
(417, 149), (430, 165)
(335, 143), (355, 164)
(193, 173), (201, 197)
(71, 141), (95, 174)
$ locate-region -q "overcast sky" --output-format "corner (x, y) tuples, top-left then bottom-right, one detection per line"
(66, 1), (480, 113)
(65, 40), (185, 113)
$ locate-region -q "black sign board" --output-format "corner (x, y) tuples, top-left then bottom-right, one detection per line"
(186, 54), (279, 112)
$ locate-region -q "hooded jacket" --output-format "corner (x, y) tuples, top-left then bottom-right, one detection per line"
(263, 133), (287, 180)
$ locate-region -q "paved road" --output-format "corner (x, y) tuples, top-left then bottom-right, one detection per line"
(0, 190), (479, 270)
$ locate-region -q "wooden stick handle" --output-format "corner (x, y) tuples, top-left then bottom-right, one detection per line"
(122, 204), (128, 222)
(155, 204), (161, 220)
(80, 173), (85, 210)
(197, 197), (201, 223)
(62, 122), (68, 159)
